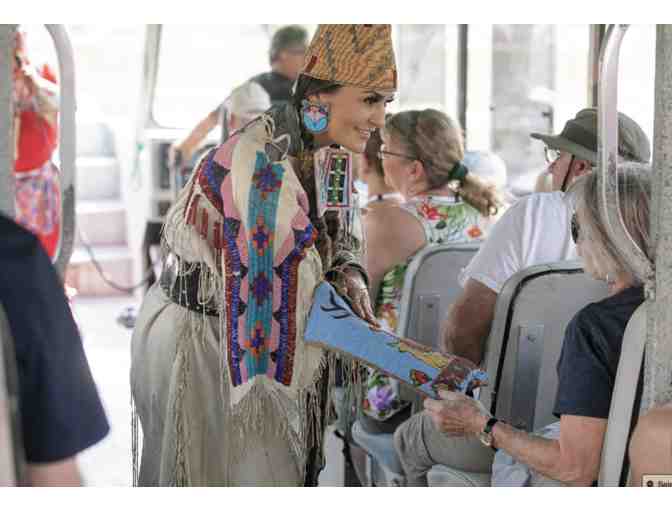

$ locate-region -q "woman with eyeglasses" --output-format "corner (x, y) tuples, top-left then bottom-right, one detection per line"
(397, 163), (651, 486)
(356, 115), (402, 212)
(359, 109), (501, 430)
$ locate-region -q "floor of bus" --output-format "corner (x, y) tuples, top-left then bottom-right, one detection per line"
(73, 295), (345, 487)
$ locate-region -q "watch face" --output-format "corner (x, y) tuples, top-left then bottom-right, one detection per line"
(479, 431), (493, 447)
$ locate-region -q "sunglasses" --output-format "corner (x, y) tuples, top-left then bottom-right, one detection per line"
(545, 146), (562, 164)
(571, 213), (580, 243)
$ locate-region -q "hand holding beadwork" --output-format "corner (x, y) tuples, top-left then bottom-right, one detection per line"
(339, 269), (379, 327)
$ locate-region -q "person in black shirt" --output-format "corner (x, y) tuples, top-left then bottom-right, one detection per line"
(0, 214), (109, 485)
(395, 162), (651, 486)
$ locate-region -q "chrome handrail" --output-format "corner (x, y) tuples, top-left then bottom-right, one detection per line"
(44, 25), (76, 275)
(598, 24), (655, 294)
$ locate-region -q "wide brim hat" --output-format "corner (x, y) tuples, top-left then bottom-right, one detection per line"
(300, 24), (397, 91)
(530, 107), (651, 164)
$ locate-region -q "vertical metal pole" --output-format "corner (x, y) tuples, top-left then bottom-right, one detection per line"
(457, 24), (468, 140)
(588, 25), (606, 108)
(44, 25), (77, 276)
(0, 24), (18, 486)
(598, 24), (654, 289)
(643, 24), (672, 411)
(0, 25), (16, 219)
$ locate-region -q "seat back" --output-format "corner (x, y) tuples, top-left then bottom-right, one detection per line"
(396, 242), (481, 349)
(479, 261), (609, 431)
(598, 302), (648, 486)
(0, 305), (21, 486)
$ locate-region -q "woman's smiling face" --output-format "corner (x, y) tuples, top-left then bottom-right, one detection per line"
(310, 86), (395, 153)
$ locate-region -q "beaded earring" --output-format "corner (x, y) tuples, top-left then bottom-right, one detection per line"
(301, 99), (330, 134)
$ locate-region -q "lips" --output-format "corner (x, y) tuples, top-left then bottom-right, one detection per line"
(357, 128), (372, 140)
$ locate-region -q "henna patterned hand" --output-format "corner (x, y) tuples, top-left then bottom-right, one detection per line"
(340, 270), (379, 327)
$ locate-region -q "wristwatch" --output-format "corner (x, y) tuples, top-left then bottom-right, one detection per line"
(479, 417), (499, 451)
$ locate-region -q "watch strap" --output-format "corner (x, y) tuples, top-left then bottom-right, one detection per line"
(483, 417), (499, 451)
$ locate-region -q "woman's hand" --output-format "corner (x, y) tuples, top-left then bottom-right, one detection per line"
(338, 269), (379, 327)
(423, 390), (490, 437)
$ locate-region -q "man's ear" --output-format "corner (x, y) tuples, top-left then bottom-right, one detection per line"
(574, 159), (593, 178)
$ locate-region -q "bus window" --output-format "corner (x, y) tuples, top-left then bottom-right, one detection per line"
(152, 25), (311, 129)
(618, 24), (655, 153)
(395, 25), (458, 117)
(490, 24), (590, 195)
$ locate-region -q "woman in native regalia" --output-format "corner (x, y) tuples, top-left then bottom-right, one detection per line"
(130, 24), (398, 486)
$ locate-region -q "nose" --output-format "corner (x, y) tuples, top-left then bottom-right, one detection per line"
(371, 102), (386, 129)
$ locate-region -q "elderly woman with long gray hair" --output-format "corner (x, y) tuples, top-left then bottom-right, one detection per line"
(394, 161), (652, 486)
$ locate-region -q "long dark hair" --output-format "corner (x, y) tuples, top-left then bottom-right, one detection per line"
(292, 74), (342, 109)
(290, 74), (347, 269)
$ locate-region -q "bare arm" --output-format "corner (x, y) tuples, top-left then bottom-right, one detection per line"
(489, 415), (606, 485)
(425, 392), (607, 486)
(363, 207), (425, 309)
(441, 278), (497, 363)
(26, 457), (82, 486)
(628, 405), (672, 486)
(173, 106), (220, 163)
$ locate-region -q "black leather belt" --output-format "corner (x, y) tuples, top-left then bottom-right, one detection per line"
(159, 259), (220, 317)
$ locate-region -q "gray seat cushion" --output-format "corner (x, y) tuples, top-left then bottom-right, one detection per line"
(428, 464), (491, 487)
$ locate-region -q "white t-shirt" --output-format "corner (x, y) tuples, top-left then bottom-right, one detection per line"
(460, 191), (578, 293)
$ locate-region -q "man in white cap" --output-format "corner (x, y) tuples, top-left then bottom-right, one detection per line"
(170, 81), (271, 167)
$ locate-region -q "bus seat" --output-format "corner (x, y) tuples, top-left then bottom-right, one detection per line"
(351, 243), (481, 486)
(478, 261), (610, 431)
(598, 302), (648, 486)
(427, 261), (609, 486)
(396, 242), (482, 348)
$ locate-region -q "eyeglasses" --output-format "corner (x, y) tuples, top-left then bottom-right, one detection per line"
(378, 145), (416, 162)
(545, 147), (562, 164)
(570, 213), (580, 243)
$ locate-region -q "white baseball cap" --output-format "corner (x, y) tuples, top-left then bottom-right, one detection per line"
(227, 81), (271, 120)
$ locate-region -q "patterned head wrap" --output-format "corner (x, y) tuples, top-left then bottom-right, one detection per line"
(300, 24), (397, 91)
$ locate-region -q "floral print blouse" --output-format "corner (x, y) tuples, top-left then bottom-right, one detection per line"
(363, 195), (485, 422)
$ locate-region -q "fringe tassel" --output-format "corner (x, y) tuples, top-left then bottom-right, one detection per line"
(171, 317), (194, 486)
(131, 395), (139, 486)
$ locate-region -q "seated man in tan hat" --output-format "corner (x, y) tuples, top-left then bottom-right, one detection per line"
(393, 108), (651, 487)
(131, 24), (397, 487)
